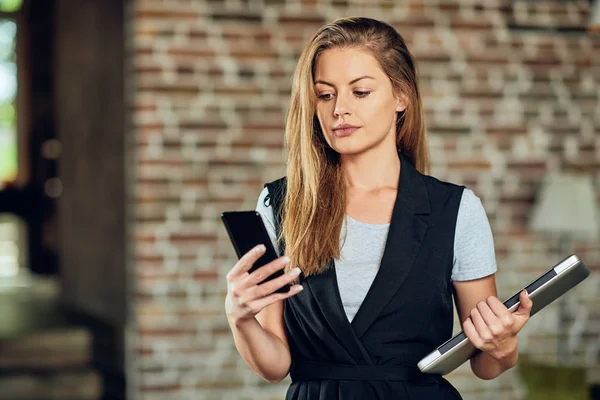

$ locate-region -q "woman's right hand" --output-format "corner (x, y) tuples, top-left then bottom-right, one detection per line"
(225, 244), (304, 325)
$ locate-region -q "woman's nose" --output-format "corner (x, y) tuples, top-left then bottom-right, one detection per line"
(333, 100), (351, 117)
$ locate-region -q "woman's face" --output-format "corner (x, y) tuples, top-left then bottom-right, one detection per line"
(313, 47), (406, 156)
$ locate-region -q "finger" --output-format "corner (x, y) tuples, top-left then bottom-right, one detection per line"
(241, 264), (299, 301)
(248, 284), (304, 312)
(241, 256), (290, 289)
(485, 295), (514, 330)
(514, 290), (533, 317)
(226, 244), (266, 281)
(486, 296), (512, 320)
(471, 308), (493, 341)
(254, 267), (302, 298)
(476, 300), (501, 328)
(477, 301), (505, 336)
(463, 318), (484, 349)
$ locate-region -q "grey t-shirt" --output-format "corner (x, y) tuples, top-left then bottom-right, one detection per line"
(255, 187), (497, 323)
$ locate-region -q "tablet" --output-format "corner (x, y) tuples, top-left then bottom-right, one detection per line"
(418, 254), (590, 375)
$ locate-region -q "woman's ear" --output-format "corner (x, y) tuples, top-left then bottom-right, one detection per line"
(395, 92), (409, 113)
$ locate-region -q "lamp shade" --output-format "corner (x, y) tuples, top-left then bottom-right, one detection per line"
(529, 173), (599, 240)
(591, 0), (600, 28)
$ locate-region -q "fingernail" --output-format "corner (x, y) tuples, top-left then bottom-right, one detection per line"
(283, 256), (290, 264)
(256, 244), (265, 252)
(290, 267), (301, 276)
(296, 285), (304, 291)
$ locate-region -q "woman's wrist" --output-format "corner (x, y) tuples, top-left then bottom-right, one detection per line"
(495, 339), (519, 370)
(229, 315), (257, 330)
(471, 337), (519, 379)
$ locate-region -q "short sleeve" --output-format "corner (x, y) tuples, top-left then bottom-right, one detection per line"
(255, 187), (282, 257)
(452, 189), (497, 281)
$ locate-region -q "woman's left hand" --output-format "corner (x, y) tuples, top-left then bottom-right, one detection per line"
(463, 290), (533, 365)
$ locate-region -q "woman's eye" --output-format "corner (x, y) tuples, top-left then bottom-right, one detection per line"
(317, 91), (370, 101)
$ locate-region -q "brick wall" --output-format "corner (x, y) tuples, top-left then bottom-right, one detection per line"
(126, 1), (600, 399)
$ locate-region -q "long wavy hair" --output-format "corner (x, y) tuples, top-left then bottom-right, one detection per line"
(279, 17), (429, 277)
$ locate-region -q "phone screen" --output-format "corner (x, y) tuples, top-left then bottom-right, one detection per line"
(221, 211), (289, 293)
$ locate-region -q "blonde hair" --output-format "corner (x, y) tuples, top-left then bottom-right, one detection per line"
(279, 17), (429, 277)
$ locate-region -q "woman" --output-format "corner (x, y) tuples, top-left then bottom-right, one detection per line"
(225, 17), (533, 399)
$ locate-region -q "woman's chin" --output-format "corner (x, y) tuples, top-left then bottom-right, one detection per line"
(330, 144), (369, 157)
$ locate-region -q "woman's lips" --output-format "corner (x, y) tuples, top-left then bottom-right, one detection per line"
(333, 127), (359, 137)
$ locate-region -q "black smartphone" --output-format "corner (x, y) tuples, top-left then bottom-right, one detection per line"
(221, 211), (290, 293)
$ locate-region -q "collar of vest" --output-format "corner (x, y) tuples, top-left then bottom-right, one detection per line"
(395, 150), (430, 215)
(269, 149), (435, 346)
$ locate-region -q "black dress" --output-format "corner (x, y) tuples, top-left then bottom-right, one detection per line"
(264, 151), (465, 400)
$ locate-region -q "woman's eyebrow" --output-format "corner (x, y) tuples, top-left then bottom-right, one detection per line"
(314, 75), (375, 87)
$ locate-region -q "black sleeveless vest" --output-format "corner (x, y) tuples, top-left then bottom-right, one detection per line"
(264, 151), (465, 400)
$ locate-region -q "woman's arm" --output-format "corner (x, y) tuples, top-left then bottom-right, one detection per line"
(226, 188), (294, 383)
(229, 300), (292, 383)
(453, 274), (533, 380)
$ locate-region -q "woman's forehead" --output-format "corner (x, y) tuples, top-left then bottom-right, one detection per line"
(314, 48), (384, 84)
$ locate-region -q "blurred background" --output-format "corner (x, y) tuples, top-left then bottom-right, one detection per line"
(0, 0), (598, 399)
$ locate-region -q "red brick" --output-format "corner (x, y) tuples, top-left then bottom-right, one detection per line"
(390, 16), (436, 29)
(136, 9), (199, 21)
(450, 19), (495, 31)
(447, 159), (492, 170)
(486, 126), (529, 135)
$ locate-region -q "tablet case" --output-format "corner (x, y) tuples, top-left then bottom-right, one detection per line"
(418, 254), (590, 375)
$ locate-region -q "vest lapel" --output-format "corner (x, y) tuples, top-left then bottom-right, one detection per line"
(297, 151), (431, 357)
(350, 151), (431, 339)
(304, 259), (373, 364)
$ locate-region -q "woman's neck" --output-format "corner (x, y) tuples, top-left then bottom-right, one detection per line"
(340, 146), (400, 192)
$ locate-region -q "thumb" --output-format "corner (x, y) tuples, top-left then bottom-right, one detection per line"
(514, 289), (533, 319)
